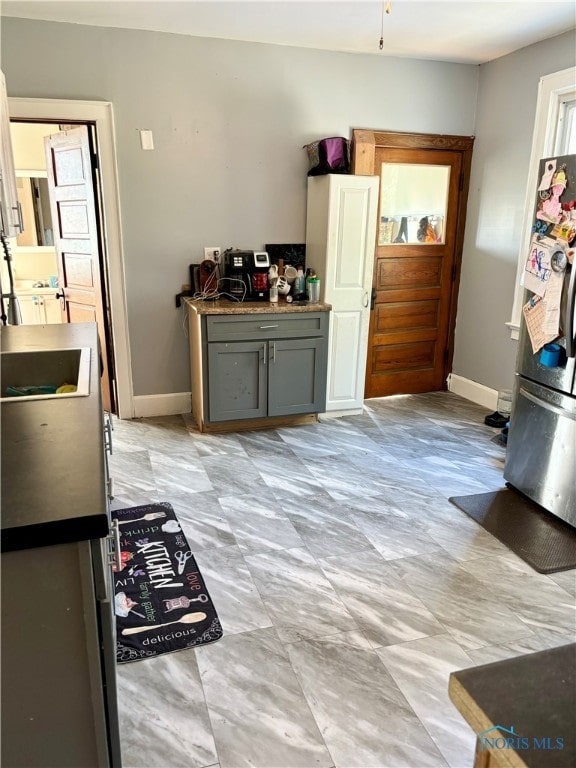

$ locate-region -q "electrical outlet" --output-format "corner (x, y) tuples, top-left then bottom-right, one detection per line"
(204, 247), (221, 262)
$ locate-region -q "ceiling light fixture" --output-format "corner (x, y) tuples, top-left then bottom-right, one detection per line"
(379, 1), (392, 51)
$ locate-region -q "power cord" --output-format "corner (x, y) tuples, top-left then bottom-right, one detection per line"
(178, 275), (248, 337)
(176, 275), (248, 307)
(1, 230), (22, 325)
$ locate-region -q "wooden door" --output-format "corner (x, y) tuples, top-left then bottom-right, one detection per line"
(353, 130), (474, 398)
(44, 126), (114, 412)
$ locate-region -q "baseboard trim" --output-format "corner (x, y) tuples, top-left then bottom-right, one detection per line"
(447, 374), (498, 410)
(320, 408), (363, 419)
(132, 381), (497, 419)
(133, 392), (192, 418)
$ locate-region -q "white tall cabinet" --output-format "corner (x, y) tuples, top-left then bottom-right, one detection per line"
(305, 174), (379, 413)
(0, 70), (21, 237)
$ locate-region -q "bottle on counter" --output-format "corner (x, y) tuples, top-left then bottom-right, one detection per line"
(269, 280), (278, 303)
(305, 267), (316, 299)
(294, 266), (306, 296)
(308, 278), (320, 304)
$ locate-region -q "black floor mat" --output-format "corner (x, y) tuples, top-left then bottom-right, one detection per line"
(111, 502), (223, 662)
(449, 488), (576, 574)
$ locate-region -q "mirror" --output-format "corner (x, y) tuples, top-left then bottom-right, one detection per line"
(15, 175), (54, 247)
(378, 163), (450, 245)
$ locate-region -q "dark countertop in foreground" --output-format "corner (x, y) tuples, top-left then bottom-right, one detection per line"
(449, 643), (576, 768)
(185, 298), (332, 314)
(1, 323), (108, 552)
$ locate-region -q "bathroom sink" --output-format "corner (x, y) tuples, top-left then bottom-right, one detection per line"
(0, 347), (91, 402)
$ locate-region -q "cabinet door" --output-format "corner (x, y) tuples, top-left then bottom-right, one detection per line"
(1, 542), (113, 768)
(268, 338), (327, 416)
(17, 295), (42, 325)
(306, 175), (379, 411)
(0, 71), (22, 237)
(42, 296), (63, 324)
(207, 341), (267, 421)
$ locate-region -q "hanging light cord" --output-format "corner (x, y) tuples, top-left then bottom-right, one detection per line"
(379, 1), (392, 51)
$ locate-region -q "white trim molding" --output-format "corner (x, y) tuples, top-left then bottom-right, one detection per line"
(7, 97), (135, 418)
(509, 67), (576, 336)
(319, 408), (363, 420)
(133, 393), (192, 419)
(447, 373), (498, 410)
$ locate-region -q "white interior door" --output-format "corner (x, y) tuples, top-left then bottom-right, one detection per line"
(307, 175), (379, 411)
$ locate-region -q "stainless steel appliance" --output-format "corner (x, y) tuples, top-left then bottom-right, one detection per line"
(221, 249), (270, 301)
(504, 154), (576, 527)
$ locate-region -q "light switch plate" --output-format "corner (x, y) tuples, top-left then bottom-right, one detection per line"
(140, 130), (154, 150)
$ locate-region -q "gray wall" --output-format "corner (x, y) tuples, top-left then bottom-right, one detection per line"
(453, 30), (575, 393)
(1, 16), (479, 396)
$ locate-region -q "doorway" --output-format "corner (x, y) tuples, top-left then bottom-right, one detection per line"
(11, 119), (115, 412)
(353, 130), (474, 399)
(8, 98), (133, 418)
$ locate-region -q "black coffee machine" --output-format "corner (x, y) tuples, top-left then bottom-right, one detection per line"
(221, 249), (270, 301)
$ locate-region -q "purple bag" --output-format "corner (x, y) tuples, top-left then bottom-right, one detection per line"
(304, 137), (350, 176)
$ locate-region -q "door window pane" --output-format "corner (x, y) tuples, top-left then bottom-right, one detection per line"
(555, 97), (576, 154)
(378, 163), (450, 245)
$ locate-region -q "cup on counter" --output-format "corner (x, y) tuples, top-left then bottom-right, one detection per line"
(284, 265), (298, 284)
(277, 276), (290, 295)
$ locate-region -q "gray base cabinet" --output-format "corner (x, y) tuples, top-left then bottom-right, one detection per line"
(203, 312), (328, 424)
(1, 323), (121, 768)
(1, 539), (120, 768)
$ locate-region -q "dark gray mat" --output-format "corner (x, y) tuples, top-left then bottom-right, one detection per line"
(449, 488), (576, 574)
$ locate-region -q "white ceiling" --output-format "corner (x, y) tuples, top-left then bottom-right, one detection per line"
(1, 0), (575, 65)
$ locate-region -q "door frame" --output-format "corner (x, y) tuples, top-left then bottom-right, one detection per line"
(352, 129), (474, 390)
(9, 97), (134, 418)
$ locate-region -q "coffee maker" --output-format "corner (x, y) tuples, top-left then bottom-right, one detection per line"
(221, 249), (270, 301)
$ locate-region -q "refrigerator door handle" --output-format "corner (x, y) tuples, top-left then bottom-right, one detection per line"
(519, 386), (576, 421)
(565, 263), (576, 358)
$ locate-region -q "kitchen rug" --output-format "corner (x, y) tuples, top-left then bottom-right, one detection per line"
(449, 488), (576, 574)
(111, 502), (222, 663)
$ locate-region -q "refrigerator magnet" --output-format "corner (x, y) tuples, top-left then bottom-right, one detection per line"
(550, 249), (568, 272)
(538, 159), (557, 191)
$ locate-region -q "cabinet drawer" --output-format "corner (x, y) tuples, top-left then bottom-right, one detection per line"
(205, 312), (327, 342)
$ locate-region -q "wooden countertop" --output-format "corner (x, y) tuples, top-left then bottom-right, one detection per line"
(185, 298), (332, 315)
(449, 643), (576, 768)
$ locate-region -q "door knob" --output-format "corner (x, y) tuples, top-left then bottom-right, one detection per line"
(55, 290), (65, 300)
(370, 288), (377, 310)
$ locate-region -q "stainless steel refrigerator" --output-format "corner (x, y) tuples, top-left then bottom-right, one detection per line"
(504, 154), (576, 528)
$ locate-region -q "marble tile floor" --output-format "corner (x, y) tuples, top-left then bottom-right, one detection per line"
(111, 392), (576, 768)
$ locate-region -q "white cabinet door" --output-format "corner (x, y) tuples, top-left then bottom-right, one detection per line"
(43, 296), (63, 324)
(0, 71), (21, 237)
(17, 295), (42, 324)
(306, 175), (379, 412)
